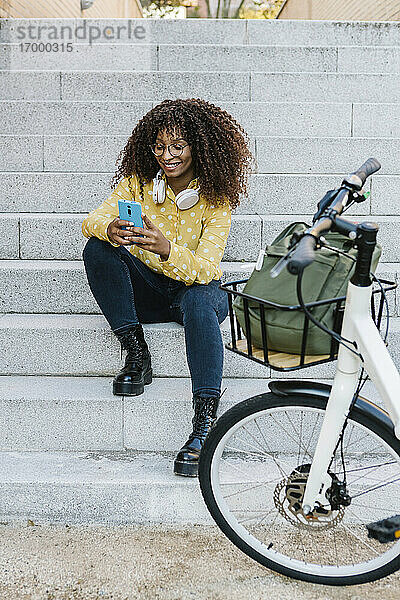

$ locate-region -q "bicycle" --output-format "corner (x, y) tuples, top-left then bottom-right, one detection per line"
(198, 158), (400, 586)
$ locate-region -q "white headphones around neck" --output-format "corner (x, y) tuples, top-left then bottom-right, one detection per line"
(152, 169), (200, 210)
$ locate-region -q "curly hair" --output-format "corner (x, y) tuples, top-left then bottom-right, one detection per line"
(110, 98), (255, 210)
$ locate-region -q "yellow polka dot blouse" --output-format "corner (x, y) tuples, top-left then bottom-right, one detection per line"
(81, 174), (232, 286)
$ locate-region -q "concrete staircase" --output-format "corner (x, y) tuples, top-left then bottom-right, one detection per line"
(1, 18), (400, 525)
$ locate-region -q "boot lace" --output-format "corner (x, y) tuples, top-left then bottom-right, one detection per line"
(191, 396), (219, 439)
(117, 330), (143, 364)
(190, 388), (227, 439)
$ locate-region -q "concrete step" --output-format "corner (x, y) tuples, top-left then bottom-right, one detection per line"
(1, 213), (399, 262)
(0, 314), (273, 378)
(2, 43), (157, 71)
(337, 47), (400, 73)
(256, 137), (400, 175)
(162, 46), (400, 74)
(9, 44), (398, 75)
(2, 43), (159, 71)
(2, 19), (400, 47)
(2, 99), (396, 141)
(0, 380), (388, 527)
(0, 260), (254, 313)
(1, 212), (261, 261)
(0, 101), (356, 138)
(0, 133), (254, 172)
(2, 71), (400, 103)
(250, 73), (400, 103)
(0, 376), (268, 452)
(0, 374), (390, 526)
(0, 450), (212, 525)
(0, 172), (376, 215)
(0, 71), (60, 101)
(2, 134), (400, 174)
(354, 103), (400, 138)
(0, 313), (398, 380)
(0, 375), (382, 452)
(247, 20), (400, 47)
(0, 259), (396, 314)
(3, 100), (396, 138)
(0, 438), (391, 526)
(0, 101), (156, 136)
(0, 70), (248, 102)
(3, 43), (348, 73)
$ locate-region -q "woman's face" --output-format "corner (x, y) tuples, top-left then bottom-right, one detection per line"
(154, 129), (194, 180)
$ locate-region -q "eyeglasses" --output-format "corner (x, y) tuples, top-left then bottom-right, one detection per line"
(150, 142), (189, 157)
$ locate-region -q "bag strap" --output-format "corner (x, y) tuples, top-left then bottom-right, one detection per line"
(270, 222), (310, 247)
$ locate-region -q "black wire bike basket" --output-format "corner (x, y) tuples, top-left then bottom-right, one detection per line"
(221, 277), (397, 372)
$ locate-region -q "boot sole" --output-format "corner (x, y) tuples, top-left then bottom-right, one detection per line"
(173, 460), (198, 477)
(113, 369), (152, 396)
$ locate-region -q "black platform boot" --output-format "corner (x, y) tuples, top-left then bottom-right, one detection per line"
(174, 393), (220, 477)
(113, 324), (152, 396)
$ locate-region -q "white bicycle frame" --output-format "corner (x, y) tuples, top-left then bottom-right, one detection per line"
(302, 278), (400, 513)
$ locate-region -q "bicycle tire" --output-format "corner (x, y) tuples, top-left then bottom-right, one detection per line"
(198, 392), (400, 586)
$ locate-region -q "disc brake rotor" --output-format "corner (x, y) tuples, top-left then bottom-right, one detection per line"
(274, 464), (345, 530)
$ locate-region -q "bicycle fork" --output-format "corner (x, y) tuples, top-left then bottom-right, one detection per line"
(302, 281), (400, 514)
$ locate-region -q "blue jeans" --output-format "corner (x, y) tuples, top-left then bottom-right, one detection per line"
(82, 236), (229, 397)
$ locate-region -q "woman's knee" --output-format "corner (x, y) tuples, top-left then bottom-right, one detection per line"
(180, 285), (226, 321)
(218, 296), (229, 323)
(82, 236), (112, 264)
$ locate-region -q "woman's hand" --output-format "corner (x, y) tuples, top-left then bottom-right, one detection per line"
(107, 218), (138, 246)
(124, 214), (171, 260)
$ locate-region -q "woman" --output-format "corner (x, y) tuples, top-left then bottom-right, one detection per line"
(81, 98), (253, 477)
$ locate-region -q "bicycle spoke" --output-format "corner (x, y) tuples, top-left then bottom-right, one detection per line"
(219, 457), (262, 482)
(301, 411), (322, 465)
(343, 428), (381, 453)
(333, 528), (339, 568)
(297, 527), (307, 564)
(297, 411), (304, 466)
(252, 420), (289, 478)
(236, 423), (283, 467)
(219, 478), (281, 486)
(237, 507), (276, 527)
(347, 461), (398, 488)
(351, 475), (400, 499)
(224, 443), (279, 462)
(351, 502), (400, 513)
(222, 479), (277, 500)
(339, 522), (380, 557)
(283, 410), (314, 459)
(269, 413), (313, 461)
(338, 460), (396, 476)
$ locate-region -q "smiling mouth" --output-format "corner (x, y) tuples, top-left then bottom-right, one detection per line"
(162, 162), (182, 170)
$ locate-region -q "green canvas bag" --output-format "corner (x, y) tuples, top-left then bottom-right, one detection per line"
(233, 222), (382, 356)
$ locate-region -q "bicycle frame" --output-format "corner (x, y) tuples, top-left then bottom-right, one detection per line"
(302, 278), (400, 512)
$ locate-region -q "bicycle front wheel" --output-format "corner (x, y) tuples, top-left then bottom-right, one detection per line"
(198, 393), (400, 586)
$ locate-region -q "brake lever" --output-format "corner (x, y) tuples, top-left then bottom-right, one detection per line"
(270, 246), (297, 279)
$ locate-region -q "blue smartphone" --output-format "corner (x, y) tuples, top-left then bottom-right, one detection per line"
(118, 200), (143, 231)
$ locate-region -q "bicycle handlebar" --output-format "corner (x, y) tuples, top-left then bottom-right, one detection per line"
(287, 235), (317, 275)
(285, 187), (349, 275)
(283, 159), (381, 275)
(350, 158), (381, 187)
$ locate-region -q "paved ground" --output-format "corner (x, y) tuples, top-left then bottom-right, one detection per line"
(0, 522), (399, 600)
